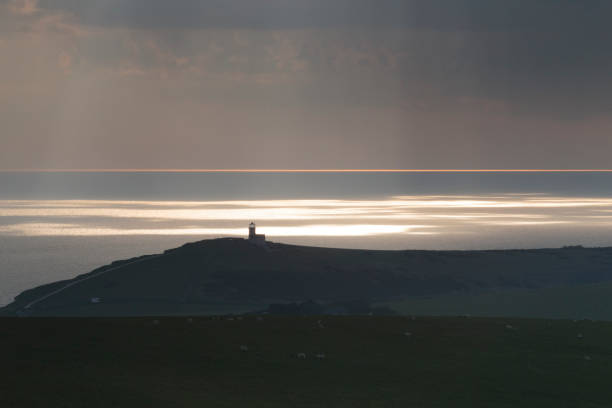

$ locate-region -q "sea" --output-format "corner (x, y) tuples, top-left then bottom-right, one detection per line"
(1, 171), (612, 306)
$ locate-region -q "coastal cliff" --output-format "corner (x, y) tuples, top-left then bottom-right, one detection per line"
(4, 238), (612, 317)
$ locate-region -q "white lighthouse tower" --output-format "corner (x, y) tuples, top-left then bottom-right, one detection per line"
(248, 222), (266, 245)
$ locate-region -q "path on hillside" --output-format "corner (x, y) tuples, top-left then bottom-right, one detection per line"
(23, 254), (165, 311)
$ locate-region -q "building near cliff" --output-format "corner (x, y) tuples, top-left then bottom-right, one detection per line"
(248, 222), (266, 245)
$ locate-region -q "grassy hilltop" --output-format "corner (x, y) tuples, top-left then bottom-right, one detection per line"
(5, 239), (612, 407)
(3, 315), (612, 408)
(4, 238), (612, 318)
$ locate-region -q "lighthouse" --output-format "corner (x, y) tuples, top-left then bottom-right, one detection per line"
(248, 222), (266, 245)
(248, 222), (256, 239)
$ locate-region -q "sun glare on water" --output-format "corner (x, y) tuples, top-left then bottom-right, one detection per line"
(1, 194), (612, 248)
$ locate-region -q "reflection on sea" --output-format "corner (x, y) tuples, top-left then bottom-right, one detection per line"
(1, 194), (612, 247)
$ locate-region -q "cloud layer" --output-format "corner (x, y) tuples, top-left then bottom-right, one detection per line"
(2, 0), (612, 169)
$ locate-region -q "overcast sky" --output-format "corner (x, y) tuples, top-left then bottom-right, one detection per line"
(2, 0), (612, 169)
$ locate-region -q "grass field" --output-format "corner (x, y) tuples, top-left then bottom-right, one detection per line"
(3, 316), (612, 407)
(384, 281), (612, 320)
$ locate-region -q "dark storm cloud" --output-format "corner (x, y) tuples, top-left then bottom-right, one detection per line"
(31, 1), (612, 100)
(32, 0), (612, 30)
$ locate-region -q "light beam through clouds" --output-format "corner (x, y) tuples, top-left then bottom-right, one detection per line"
(2, 1), (612, 170)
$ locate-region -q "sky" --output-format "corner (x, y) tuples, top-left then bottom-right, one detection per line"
(2, 0), (612, 170)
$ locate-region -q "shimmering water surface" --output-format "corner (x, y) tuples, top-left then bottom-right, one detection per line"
(1, 171), (612, 306)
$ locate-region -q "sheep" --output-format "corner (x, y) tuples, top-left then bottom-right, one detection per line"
(404, 332), (412, 337)
(317, 320), (325, 329)
(577, 333), (584, 339)
(297, 352), (307, 359)
(240, 345), (249, 352)
(315, 353), (326, 360)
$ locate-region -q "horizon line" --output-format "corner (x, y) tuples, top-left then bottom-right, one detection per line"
(2, 168), (612, 173)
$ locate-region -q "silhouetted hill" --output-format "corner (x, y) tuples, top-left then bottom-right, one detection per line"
(3, 238), (612, 317)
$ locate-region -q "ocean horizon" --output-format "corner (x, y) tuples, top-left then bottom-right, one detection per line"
(2, 171), (612, 306)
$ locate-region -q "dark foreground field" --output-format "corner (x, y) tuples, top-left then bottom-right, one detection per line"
(3, 316), (612, 407)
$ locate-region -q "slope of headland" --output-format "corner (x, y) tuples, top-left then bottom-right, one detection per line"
(3, 238), (612, 317)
